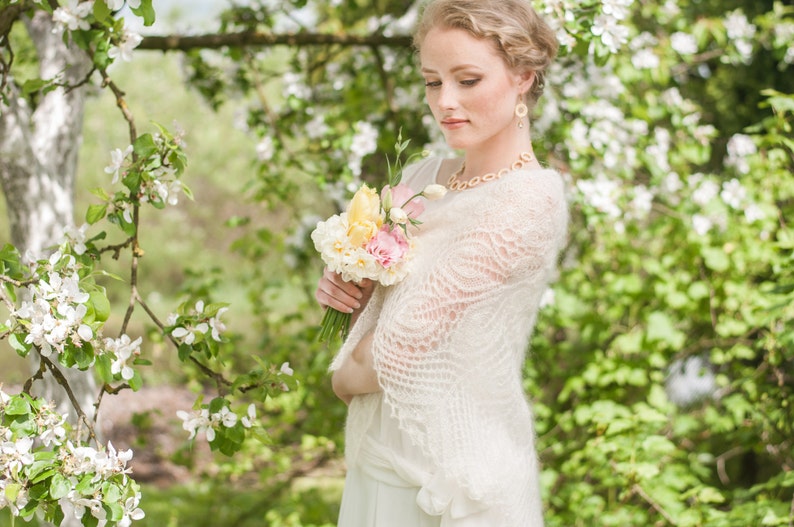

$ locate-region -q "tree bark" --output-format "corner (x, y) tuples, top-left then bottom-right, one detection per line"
(0, 11), (98, 437)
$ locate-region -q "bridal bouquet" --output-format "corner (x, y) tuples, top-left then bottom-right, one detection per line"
(312, 137), (447, 342)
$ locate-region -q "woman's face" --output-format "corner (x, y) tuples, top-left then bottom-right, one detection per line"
(419, 26), (529, 152)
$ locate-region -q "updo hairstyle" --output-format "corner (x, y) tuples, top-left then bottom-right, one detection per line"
(413, 0), (559, 107)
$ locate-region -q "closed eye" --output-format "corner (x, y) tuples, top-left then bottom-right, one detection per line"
(424, 80), (442, 88)
(460, 79), (480, 86)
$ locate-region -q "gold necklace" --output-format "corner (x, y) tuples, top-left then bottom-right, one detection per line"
(447, 151), (535, 191)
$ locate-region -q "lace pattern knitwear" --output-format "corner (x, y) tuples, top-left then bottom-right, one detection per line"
(331, 156), (569, 525)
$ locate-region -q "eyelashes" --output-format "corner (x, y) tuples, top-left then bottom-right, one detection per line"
(423, 79), (481, 89)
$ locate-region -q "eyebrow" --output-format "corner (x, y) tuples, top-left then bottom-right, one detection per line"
(421, 64), (483, 74)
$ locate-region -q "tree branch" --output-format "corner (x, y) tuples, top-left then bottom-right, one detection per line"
(40, 354), (98, 443)
(139, 31), (412, 52)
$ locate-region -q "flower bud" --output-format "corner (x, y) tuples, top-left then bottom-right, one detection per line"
(389, 207), (409, 224)
(381, 187), (393, 211)
(422, 184), (448, 201)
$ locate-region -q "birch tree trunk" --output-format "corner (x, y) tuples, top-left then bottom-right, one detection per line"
(0, 11), (98, 437)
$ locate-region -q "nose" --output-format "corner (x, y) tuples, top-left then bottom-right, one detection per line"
(436, 84), (458, 111)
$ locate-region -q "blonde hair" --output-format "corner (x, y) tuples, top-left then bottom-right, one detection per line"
(413, 0), (559, 106)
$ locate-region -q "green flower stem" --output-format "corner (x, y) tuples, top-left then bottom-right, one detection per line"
(318, 307), (352, 342)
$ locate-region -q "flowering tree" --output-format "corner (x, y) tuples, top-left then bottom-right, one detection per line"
(1, 0), (793, 525)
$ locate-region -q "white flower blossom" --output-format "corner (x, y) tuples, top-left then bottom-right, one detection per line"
(720, 179), (747, 209)
(105, 334), (143, 381)
(670, 32), (698, 55)
(241, 404), (257, 428)
(105, 145), (133, 185)
(692, 214), (713, 236)
(108, 29), (143, 62)
(63, 223), (89, 255)
(119, 492), (145, 527)
(591, 14), (630, 53)
(744, 203), (764, 223)
(209, 307), (228, 342)
(692, 179), (719, 206)
(576, 175), (622, 219)
(282, 71), (312, 100)
(256, 136), (275, 162)
(725, 133), (757, 174)
(172, 322), (208, 345)
(52, 0), (94, 33)
(280, 362), (294, 376)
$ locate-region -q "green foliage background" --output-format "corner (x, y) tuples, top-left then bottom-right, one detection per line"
(1, 0), (793, 525)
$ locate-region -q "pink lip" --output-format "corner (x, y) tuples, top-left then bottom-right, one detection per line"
(441, 119), (468, 130)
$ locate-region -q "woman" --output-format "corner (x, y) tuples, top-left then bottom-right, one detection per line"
(315, 0), (567, 525)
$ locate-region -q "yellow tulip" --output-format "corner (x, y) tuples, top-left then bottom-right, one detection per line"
(346, 184), (382, 246)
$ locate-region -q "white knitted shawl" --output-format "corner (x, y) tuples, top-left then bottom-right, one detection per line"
(331, 157), (568, 524)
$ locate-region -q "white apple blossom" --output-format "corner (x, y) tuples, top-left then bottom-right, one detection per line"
(106, 334), (143, 381)
(692, 214), (713, 236)
(692, 179), (720, 206)
(725, 133), (757, 174)
(119, 492), (145, 527)
(670, 32), (698, 55)
(280, 362), (294, 376)
(105, 146), (133, 184)
(62, 223), (89, 255)
(720, 179), (747, 209)
(1, 436), (35, 476)
(591, 14), (630, 53)
(282, 71), (312, 100)
(628, 185), (654, 219)
(744, 203), (765, 223)
(209, 307), (228, 341)
(241, 404), (257, 428)
(52, 0), (94, 33)
(576, 175), (622, 219)
(256, 135), (275, 161)
(172, 322), (208, 345)
(108, 29), (143, 63)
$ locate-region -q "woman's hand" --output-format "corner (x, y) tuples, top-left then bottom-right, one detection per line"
(315, 268), (374, 322)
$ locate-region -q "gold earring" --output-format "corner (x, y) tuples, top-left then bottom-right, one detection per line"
(515, 98), (528, 129)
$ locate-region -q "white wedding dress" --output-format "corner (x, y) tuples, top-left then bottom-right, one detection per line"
(333, 156), (568, 527)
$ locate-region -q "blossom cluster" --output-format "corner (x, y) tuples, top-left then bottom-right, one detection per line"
(2, 234), (147, 387)
(177, 403), (256, 443)
(168, 300), (228, 347)
(0, 389), (144, 526)
(12, 251), (94, 358)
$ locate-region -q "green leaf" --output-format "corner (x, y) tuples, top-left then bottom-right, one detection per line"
(9, 333), (31, 356)
(128, 371), (143, 391)
(5, 396), (32, 416)
(131, 0), (156, 26)
(133, 133), (158, 158)
(49, 473), (72, 500)
(86, 204), (108, 225)
(93, 0), (113, 24)
(95, 354), (114, 384)
(89, 289), (111, 322)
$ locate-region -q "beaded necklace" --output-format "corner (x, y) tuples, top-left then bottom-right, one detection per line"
(447, 151), (536, 191)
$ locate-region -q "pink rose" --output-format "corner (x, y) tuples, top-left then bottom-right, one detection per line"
(366, 225), (409, 268)
(382, 184), (425, 220)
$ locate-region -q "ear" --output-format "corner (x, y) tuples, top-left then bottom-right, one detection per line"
(517, 70), (536, 94)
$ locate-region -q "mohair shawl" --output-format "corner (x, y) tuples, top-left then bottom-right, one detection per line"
(330, 156), (568, 525)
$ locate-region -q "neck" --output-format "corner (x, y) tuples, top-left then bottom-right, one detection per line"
(460, 131), (536, 180)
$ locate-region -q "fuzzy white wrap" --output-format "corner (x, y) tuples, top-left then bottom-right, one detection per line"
(330, 157), (568, 525)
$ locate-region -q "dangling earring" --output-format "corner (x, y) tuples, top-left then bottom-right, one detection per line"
(515, 96), (528, 129)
